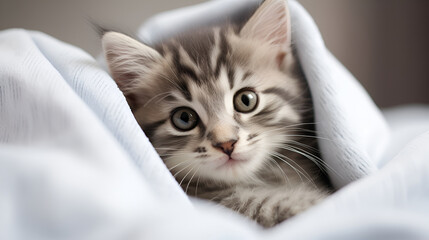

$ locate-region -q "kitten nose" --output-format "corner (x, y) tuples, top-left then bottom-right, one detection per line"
(213, 140), (237, 156)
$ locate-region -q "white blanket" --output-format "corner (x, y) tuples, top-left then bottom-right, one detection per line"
(1, 0), (429, 239)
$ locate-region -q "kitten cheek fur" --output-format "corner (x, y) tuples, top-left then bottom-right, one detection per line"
(102, 0), (331, 228)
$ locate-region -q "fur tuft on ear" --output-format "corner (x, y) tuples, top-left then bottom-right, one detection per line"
(102, 32), (162, 92)
(240, 0), (291, 52)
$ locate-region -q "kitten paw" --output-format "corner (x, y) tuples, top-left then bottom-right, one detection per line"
(255, 198), (322, 228)
(220, 187), (327, 228)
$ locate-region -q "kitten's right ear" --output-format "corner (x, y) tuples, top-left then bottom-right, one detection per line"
(102, 32), (162, 91)
(240, 0), (291, 67)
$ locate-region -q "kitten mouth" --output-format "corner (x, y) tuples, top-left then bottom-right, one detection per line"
(227, 157), (240, 163)
(217, 155), (247, 168)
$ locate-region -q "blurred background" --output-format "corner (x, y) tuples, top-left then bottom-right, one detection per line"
(1, 0), (428, 108)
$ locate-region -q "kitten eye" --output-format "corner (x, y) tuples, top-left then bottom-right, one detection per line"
(171, 107), (199, 131)
(234, 89), (258, 113)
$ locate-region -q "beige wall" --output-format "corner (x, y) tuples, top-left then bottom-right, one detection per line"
(0, 0), (206, 56)
(300, 0), (429, 107)
(1, 0), (428, 107)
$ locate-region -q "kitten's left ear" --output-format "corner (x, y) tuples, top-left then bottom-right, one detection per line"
(102, 32), (163, 91)
(240, 0), (291, 66)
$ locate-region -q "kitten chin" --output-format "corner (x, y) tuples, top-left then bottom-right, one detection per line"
(102, 0), (332, 227)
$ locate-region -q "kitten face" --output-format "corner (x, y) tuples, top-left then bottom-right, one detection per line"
(103, 0), (308, 185)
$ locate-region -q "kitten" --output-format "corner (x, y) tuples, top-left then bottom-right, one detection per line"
(102, 0), (331, 227)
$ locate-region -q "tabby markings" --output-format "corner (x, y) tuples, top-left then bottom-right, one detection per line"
(262, 87), (294, 102)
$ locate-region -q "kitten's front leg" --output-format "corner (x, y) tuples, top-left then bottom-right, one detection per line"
(219, 185), (328, 228)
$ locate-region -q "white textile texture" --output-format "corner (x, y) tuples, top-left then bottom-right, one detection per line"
(1, 0), (429, 239)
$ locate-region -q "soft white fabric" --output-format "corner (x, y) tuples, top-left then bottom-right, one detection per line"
(381, 105), (429, 166)
(1, 0), (429, 239)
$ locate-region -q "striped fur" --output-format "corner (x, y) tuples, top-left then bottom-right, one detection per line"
(103, 0), (332, 228)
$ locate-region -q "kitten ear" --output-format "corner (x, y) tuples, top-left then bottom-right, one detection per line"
(102, 32), (162, 91)
(240, 0), (291, 65)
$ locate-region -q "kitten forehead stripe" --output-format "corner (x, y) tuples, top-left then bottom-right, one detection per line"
(210, 28), (221, 73)
(177, 80), (192, 101)
(173, 28), (216, 74)
(214, 30), (230, 78)
(227, 67), (235, 89)
(242, 71), (252, 82)
(179, 65), (200, 83)
(171, 46), (202, 85)
(232, 70), (252, 90)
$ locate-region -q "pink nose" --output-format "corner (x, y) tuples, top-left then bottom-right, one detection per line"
(213, 140), (237, 156)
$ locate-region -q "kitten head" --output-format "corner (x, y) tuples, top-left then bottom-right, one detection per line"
(103, 0), (310, 185)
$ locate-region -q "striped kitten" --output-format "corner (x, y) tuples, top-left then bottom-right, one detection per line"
(102, 0), (331, 227)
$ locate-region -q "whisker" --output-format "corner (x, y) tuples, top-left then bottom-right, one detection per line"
(160, 152), (189, 157)
(280, 145), (344, 179)
(185, 166), (201, 194)
(274, 151), (313, 178)
(195, 174), (201, 197)
(270, 152), (306, 184)
(286, 139), (319, 152)
(283, 145), (326, 169)
(179, 164), (197, 187)
(274, 151), (319, 188)
(280, 128), (318, 134)
(168, 161), (189, 171)
(266, 156), (289, 184)
(257, 124), (321, 138)
(282, 134), (334, 142)
(173, 161), (195, 178)
(155, 147), (184, 151)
